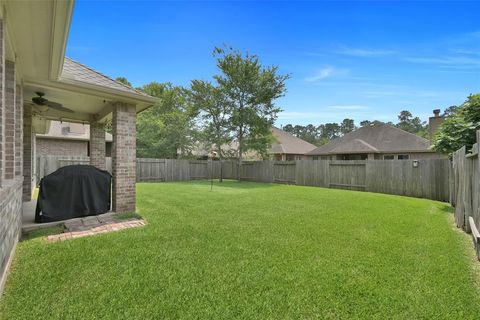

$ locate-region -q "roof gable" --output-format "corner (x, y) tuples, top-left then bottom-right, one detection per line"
(307, 123), (432, 155)
(271, 127), (317, 155)
(61, 57), (150, 97)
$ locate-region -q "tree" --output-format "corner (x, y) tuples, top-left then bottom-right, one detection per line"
(443, 105), (459, 116)
(396, 110), (425, 134)
(115, 77), (132, 88)
(190, 80), (232, 181)
(323, 123), (341, 139)
(137, 82), (197, 158)
(433, 93), (480, 156)
(340, 118), (355, 135)
(282, 124), (294, 134)
(213, 46), (289, 177)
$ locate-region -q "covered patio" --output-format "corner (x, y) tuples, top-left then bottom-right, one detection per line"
(0, 0), (156, 292)
(22, 57), (156, 216)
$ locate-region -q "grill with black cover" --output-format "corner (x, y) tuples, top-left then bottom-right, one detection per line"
(35, 165), (112, 223)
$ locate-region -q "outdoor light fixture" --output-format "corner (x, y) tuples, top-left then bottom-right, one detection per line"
(413, 160), (419, 168)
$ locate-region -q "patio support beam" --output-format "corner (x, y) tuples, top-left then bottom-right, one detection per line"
(89, 117), (106, 170)
(22, 105), (33, 201)
(111, 102), (136, 213)
(3, 60), (15, 180)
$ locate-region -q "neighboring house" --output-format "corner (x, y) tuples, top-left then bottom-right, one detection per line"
(36, 121), (113, 157)
(306, 112), (446, 160)
(0, 0), (157, 293)
(270, 127), (317, 160)
(190, 127), (317, 160)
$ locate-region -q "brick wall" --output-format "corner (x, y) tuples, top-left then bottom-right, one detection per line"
(0, 20), (4, 186)
(23, 105), (33, 201)
(112, 102), (136, 213)
(36, 138), (88, 157)
(14, 85), (22, 177)
(4, 60), (15, 180)
(90, 121), (106, 170)
(0, 180), (22, 291)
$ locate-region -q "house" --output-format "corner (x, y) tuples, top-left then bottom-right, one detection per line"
(0, 0), (157, 293)
(191, 127), (317, 160)
(306, 113), (446, 160)
(270, 127), (317, 160)
(36, 121), (113, 157)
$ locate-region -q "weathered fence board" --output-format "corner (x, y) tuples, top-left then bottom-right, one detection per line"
(37, 156), (112, 183)
(329, 161), (366, 191)
(37, 155), (451, 202)
(453, 147), (466, 229)
(274, 161), (296, 184)
(451, 130), (480, 259)
(136, 158), (166, 182)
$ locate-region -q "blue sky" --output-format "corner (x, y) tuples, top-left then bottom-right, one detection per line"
(67, 1), (480, 126)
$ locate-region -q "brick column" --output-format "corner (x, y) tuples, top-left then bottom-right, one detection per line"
(0, 19), (4, 186)
(4, 60), (15, 180)
(112, 102), (136, 213)
(14, 85), (22, 177)
(23, 105), (33, 201)
(89, 120), (106, 170)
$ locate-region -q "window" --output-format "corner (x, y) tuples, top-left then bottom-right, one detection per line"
(313, 156), (319, 160)
(383, 155), (394, 160)
(397, 154), (410, 160)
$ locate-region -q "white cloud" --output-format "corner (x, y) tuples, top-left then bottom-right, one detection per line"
(304, 66), (348, 82)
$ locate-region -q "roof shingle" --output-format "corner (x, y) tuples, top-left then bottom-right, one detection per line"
(306, 123), (432, 155)
(271, 127), (317, 155)
(61, 57), (149, 97)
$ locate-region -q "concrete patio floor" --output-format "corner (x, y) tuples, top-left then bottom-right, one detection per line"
(21, 200), (116, 233)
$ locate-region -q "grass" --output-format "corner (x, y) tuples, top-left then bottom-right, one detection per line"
(112, 212), (143, 221)
(1, 181), (480, 319)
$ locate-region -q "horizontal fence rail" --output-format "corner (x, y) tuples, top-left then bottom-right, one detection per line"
(37, 155), (451, 202)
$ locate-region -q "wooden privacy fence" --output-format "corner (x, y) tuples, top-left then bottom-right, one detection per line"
(451, 130), (480, 259)
(36, 155), (112, 182)
(37, 156), (451, 202)
(135, 158), (221, 182)
(233, 159), (449, 201)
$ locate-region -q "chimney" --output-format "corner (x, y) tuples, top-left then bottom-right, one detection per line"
(429, 109), (443, 141)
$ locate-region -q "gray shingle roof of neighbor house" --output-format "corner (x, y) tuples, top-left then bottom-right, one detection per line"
(306, 123), (433, 156)
(271, 127), (317, 154)
(61, 57), (150, 97)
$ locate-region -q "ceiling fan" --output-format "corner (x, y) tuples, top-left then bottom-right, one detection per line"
(32, 92), (74, 113)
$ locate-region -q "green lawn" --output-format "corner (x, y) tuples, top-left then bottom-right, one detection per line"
(1, 181), (479, 319)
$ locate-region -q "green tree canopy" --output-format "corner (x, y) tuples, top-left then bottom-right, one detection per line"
(433, 93), (480, 156)
(396, 110), (425, 134)
(115, 77), (133, 88)
(213, 46), (289, 162)
(190, 79), (233, 159)
(137, 82), (197, 158)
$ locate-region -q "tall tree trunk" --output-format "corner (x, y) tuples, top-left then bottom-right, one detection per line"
(217, 143), (224, 183)
(237, 133), (243, 181)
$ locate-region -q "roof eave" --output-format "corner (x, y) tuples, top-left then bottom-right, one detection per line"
(49, 0), (75, 81)
(58, 77), (158, 105)
(307, 149), (436, 156)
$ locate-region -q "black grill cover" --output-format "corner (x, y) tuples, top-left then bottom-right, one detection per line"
(35, 165), (112, 223)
